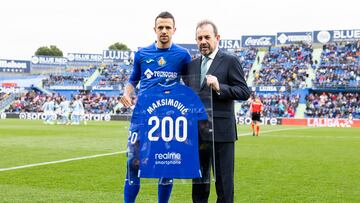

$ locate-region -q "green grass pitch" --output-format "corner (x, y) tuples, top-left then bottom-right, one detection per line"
(0, 119), (359, 202)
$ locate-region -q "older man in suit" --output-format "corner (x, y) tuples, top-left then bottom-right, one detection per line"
(185, 20), (251, 203)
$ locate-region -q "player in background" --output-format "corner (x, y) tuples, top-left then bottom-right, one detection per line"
(42, 96), (55, 125)
(71, 96), (86, 125)
(120, 11), (191, 203)
(249, 95), (263, 136)
(58, 96), (71, 125)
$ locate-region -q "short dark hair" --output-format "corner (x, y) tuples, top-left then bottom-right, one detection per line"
(155, 11), (175, 26)
(196, 20), (218, 36)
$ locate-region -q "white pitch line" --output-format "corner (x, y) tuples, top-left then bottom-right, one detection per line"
(0, 151), (126, 172)
(237, 126), (310, 136)
(0, 127), (312, 172)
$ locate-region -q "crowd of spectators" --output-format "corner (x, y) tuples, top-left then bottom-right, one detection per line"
(93, 64), (131, 90)
(75, 91), (124, 114)
(236, 47), (258, 80)
(6, 90), (47, 113)
(0, 92), (8, 101)
(305, 92), (360, 119)
(314, 42), (360, 88)
(253, 43), (313, 88)
(43, 67), (96, 87)
(238, 93), (300, 118)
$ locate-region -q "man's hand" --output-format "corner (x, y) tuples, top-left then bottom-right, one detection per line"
(120, 94), (133, 108)
(205, 75), (220, 92)
(120, 84), (135, 108)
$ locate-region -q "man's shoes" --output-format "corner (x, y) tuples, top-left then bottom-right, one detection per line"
(252, 132), (255, 136)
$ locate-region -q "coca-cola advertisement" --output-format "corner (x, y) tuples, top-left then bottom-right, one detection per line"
(241, 35), (276, 47)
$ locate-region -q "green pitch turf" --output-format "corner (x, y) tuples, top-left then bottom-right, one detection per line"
(0, 119), (359, 202)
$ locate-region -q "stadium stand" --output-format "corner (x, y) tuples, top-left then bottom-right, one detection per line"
(238, 93), (300, 118)
(1, 37), (359, 120)
(305, 91), (360, 119)
(313, 42), (360, 88)
(236, 47), (258, 80)
(253, 43), (313, 89)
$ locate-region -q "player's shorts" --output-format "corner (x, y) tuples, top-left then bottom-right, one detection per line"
(251, 112), (261, 122)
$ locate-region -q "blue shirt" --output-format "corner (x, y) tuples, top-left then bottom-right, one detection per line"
(130, 82), (207, 179)
(129, 43), (191, 92)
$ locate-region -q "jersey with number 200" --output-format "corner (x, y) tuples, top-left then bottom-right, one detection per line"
(129, 82), (207, 179)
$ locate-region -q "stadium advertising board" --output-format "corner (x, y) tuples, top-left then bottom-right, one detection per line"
(219, 39), (241, 51)
(314, 29), (360, 43)
(67, 53), (103, 67)
(282, 118), (360, 128)
(31, 56), (68, 67)
(49, 85), (84, 90)
(0, 86), (22, 93)
(252, 86), (287, 92)
(237, 116), (280, 125)
(67, 53), (103, 62)
(241, 35), (275, 47)
(0, 59), (30, 73)
(16, 112), (111, 121)
(102, 50), (133, 62)
(277, 32), (313, 45)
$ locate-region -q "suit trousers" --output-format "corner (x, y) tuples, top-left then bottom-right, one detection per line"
(192, 141), (235, 203)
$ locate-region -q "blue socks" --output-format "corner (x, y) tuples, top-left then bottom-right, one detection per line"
(124, 179), (140, 203)
(158, 183), (173, 203)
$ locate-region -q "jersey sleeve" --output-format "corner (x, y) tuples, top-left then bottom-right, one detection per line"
(181, 50), (192, 76)
(128, 51), (142, 88)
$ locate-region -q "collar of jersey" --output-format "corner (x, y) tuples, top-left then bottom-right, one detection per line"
(154, 42), (173, 51)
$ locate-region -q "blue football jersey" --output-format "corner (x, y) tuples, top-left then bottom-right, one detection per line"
(129, 43), (191, 92)
(129, 82), (207, 179)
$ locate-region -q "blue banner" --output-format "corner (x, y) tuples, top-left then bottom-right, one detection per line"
(31, 56), (67, 67)
(277, 32), (313, 45)
(314, 29), (360, 43)
(0, 59), (30, 73)
(241, 35), (275, 47)
(219, 39), (241, 51)
(251, 86), (287, 92)
(102, 50), (133, 62)
(67, 53), (102, 62)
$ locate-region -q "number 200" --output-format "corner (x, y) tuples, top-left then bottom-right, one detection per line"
(148, 116), (187, 142)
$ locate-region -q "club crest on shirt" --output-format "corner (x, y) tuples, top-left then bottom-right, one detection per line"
(157, 57), (166, 66)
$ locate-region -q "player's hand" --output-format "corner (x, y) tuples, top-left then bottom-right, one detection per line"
(205, 75), (220, 92)
(120, 94), (133, 108)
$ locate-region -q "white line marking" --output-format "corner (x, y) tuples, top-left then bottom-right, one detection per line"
(0, 127), (312, 172)
(238, 126), (310, 136)
(0, 151), (126, 172)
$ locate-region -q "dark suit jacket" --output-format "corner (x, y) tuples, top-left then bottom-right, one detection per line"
(185, 50), (250, 142)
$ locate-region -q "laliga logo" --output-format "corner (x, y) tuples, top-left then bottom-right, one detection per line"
(317, 31), (331, 44)
(144, 69), (154, 79)
(245, 37), (272, 46)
